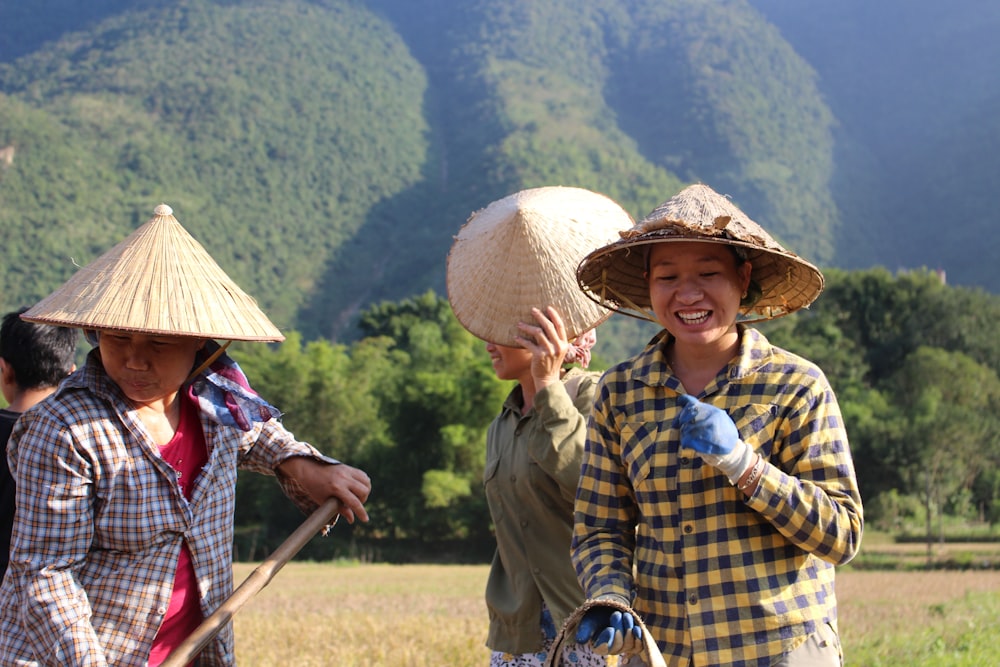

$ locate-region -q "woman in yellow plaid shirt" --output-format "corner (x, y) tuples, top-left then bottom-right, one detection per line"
(567, 184), (863, 667)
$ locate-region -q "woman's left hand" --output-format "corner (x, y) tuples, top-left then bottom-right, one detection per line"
(277, 457), (371, 523)
(515, 306), (570, 391)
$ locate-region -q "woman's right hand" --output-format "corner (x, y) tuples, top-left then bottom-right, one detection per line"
(514, 306), (570, 391)
(575, 605), (642, 655)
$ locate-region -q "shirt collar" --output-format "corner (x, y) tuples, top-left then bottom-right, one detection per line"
(500, 383), (525, 419)
(628, 324), (774, 387)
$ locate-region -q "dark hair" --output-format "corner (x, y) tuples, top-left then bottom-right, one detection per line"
(0, 308), (78, 390)
(726, 246), (763, 308)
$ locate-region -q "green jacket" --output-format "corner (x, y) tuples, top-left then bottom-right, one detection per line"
(484, 367), (600, 653)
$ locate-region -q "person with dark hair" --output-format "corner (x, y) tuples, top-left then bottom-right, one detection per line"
(560, 184), (863, 667)
(0, 308), (78, 581)
(0, 205), (370, 666)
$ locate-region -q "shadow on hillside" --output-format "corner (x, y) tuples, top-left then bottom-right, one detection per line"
(0, 0), (144, 63)
(298, 1), (516, 343)
(296, 182), (447, 342)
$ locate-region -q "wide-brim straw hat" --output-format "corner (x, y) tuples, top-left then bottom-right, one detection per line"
(447, 186), (634, 346)
(21, 204), (284, 342)
(576, 183), (824, 323)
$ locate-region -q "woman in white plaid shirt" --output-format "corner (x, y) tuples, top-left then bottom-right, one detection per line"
(0, 205), (370, 666)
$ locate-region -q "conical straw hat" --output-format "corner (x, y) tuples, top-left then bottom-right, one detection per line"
(446, 186), (634, 346)
(21, 204), (284, 342)
(576, 183), (824, 323)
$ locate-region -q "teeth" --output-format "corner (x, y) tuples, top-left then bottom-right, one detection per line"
(678, 310), (709, 323)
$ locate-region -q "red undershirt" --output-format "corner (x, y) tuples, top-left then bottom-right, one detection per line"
(148, 393), (208, 666)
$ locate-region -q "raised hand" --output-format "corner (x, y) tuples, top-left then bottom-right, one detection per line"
(676, 394), (756, 486)
(514, 306), (570, 391)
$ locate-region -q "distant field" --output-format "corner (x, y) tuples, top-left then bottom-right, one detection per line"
(229, 561), (1000, 666)
(837, 569), (1000, 665)
(852, 530), (1000, 570)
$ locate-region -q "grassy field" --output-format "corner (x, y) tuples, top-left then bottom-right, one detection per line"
(849, 530), (1000, 570)
(229, 560), (1000, 666)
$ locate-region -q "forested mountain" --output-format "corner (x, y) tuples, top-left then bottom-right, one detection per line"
(0, 0), (996, 354)
(2, 0), (999, 557)
(750, 0), (1000, 286)
(0, 0), (430, 339)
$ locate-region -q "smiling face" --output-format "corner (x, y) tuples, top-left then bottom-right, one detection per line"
(484, 341), (532, 385)
(98, 331), (206, 411)
(646, 241), (752, 352)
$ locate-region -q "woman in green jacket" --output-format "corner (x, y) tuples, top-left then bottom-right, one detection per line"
(446, 186), (634, 666)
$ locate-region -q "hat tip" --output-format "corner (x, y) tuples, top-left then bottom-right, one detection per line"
(154, 203), (173, 216)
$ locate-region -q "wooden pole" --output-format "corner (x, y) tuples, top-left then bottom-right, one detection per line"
(160, 497), (342, 667)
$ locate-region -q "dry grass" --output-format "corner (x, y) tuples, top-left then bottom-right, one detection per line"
(837, 570), (1000, 641)
(230, 562), (1000, 666)
(232, 562), (488, 666)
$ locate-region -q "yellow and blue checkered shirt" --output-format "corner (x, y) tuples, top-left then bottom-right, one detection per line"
(572, 326), (863, 667)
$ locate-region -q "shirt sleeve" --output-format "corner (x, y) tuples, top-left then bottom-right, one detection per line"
(571, 372), (637, 604)
(746, 376), (864, 566)
(8, 409), (109, 667)
(239, 418), (341, 515)
(528, 371), (599, 503)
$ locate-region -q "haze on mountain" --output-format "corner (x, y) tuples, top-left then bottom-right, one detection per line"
(0, 0), (996, 349)
(751, 0), (1000, 289)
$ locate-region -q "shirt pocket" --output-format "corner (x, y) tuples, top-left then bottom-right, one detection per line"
(483, 455), (504, 523)
(484, 454), (501, 484)
(728, 402), (780, 458)
(527, 458), (575, 513)
(619, 420), (677, 504)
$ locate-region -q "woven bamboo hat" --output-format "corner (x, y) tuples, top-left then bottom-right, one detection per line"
(447, 186), (634, 346)
(21, 204), (284, 342)
(576, 183), (824, 323)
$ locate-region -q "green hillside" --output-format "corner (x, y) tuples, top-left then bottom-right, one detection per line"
(1, 0), (841, 345)
(0, 0), (429, 336)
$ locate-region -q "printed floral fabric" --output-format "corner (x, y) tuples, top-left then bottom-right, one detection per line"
(188, 340), (281, 431)
(490, 604), (610, 667)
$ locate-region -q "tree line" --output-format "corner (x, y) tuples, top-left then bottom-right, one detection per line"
(1, 0), (852, 344)
(231, 268), (1000, 562)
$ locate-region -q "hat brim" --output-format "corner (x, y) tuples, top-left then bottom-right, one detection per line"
(577, 233), (825, 323)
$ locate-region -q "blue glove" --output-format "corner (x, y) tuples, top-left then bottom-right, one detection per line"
(675, 394), (739, 455)
(676, 394), (756, 485)
(575, 606), (642, 655)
